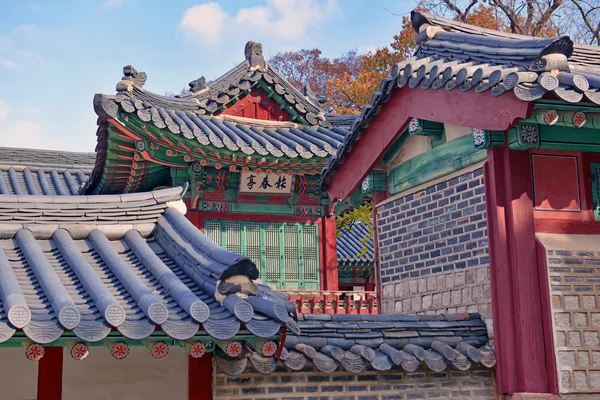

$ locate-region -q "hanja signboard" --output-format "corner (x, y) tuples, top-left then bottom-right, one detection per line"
(239, 171), (293, 195)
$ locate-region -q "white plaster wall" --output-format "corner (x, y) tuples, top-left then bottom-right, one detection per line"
(444, 124), (472, 142)
(0, 348), (38, 399)
(62, 346), (187, 400)
(387, 135), (432, 170)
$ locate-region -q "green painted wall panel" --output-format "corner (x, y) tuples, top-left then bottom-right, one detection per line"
(388, 134), (487, 195)
(206, 220), (320, 290)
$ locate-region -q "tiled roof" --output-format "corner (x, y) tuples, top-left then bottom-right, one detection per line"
(321, 10), (600, 190)
(285, 313), (495, 373)
(337, 222), (374, 265)
(0, 147), (95, 196)
(215, 312), (495, 375)
(0, 184), (295, 344)
(100, 92), (348, 159)
(181, 59), (328, 127)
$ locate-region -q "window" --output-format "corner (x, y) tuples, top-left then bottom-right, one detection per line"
(205, 220), (320, 290)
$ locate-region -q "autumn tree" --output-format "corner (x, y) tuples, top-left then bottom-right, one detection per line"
(268, 49), (363, 113)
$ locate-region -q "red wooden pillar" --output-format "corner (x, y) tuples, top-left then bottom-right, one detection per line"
(485, 147), (557, 396)
(189, 355), (213, 400)
(372, 191), (388, 311)
(37, 347), (63, 400)
(322, 216), (339, 290)
(185, 210), (205, 233)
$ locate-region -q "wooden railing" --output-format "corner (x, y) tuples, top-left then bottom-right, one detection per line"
(278, 290), (378, 314)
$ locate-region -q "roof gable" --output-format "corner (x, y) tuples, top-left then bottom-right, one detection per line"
(173, 41), (330, 127)
(321, 9), (600, 197)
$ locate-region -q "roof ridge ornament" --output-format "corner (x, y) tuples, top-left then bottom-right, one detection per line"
(122, 65), (147, 87)
(303, 83), (327, 105)
(245, 41), (265, 68)
(189, 76), (208, 93)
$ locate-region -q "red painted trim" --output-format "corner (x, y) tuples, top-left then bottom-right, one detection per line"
(503, 148), (549, 392)
(37, 347), (63, 400)
(107, 119), (143, 140)
(372, 192), (388, 311)
(486, 147), (556, 395)
(534, 219), (600, 234)
(485, 149), (518, 394)
(327, 86), (531, 201)
(322, 217), (339, 290)
(188, 355), (212, 400)
(536, 239), (559, 394)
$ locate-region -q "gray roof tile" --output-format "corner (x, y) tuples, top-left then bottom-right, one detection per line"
(321, 9), (600, 191)
(0, 185), (293, 344)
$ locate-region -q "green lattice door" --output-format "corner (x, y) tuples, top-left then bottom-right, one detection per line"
(205, 220), (319, 290)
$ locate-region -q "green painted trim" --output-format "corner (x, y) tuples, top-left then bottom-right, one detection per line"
(0, 332), (276, 348)
(382, 131), (410, 165)
(297, 224), (305, 284)
(231, 202), (296, 215)
(431, 130), (446, 149)
(508, 123), (600, 153)
(389, 134), (487, 195)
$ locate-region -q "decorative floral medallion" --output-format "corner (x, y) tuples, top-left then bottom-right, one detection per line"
(261, 341), (278, 357)
(361, 175), (371, 192)
(191, 161), (203, 173)
(572, 111), (586, 128)
(135, 140), (147, 152)
(25, 343), (44, 361)
(472, 129), (486, 148)
(111, 342), (130, 360)
(408, 118), (420, 133)
(188, 342), (206, 359)
(70, 343), (89, 361)
(226, 341), (242, 357)
(544, 110), (559, 125)
(520, 124), (539, 144)
(151, 342), (169, 359)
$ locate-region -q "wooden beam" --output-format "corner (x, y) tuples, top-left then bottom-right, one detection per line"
(327, 86), (531, 201)
(322, 216), (339, 290)
(486, 147), (556, 395)
(37, 347), (63, 400)
(372, 191), (388, 311)
(189, 355), (213, 400)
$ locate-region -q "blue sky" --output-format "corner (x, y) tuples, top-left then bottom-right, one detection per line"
(0, 0), (415, 152)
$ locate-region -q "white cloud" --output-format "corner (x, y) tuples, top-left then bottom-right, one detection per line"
(11, 24), (40, 36)
(101, 0), (132, 9)
(0, 101), (11, 120)
(0, 121), (59, 150)
(178, 0), (339, 47)
(178, 3), (230, 47)
(0, 57), (17, 70)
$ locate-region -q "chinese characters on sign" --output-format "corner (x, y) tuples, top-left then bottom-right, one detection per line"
(239, 171), (293, 195)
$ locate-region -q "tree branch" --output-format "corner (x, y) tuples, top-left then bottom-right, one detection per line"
(571, 0), (600, 44)
(532, 0), (565, 36)
(489, 0), (523, 33)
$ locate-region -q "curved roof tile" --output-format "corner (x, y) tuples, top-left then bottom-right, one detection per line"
(0, 185), (294, 344)
(321, 9), (600, 190)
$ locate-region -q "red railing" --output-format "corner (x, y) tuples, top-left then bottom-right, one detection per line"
(278, 290), (378, 314)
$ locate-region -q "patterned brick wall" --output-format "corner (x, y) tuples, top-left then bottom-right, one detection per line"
(376, 168), (492, 329)
(214, 365), (496, 400)
(540, 236), (600, 395)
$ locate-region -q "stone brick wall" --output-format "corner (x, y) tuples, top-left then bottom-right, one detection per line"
(538, 234), (600, 396)
(214, 365), (496, 400)
(376, 168), (492, 329)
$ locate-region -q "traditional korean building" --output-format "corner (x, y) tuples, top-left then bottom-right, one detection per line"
(322, 9), (600, 400)
(0, 35), (500, 399)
